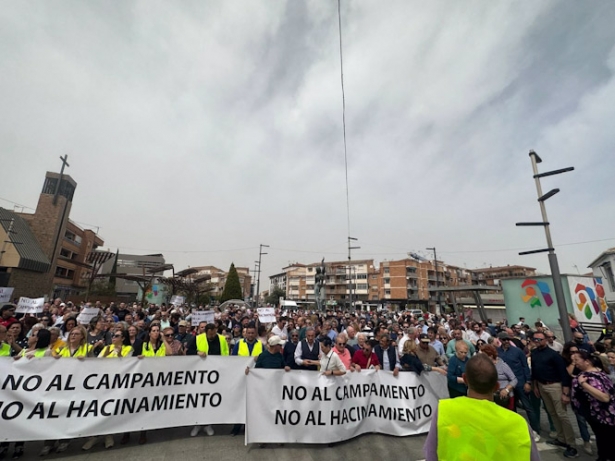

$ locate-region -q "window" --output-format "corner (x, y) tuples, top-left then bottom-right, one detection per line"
(384, 278), (390, 284)
(357, 284), (368, 290)
(357, 274), (367, 279)
(602, 262), (615, 292)
(385, 290), (391, 295)
(384, 267), (390, 274)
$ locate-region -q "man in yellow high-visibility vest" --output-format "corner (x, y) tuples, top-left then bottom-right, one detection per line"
(189, 323), (229, 438)
(423, 354), (540, 461)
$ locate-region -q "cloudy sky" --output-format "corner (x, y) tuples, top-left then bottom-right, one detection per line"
(1, 1), (614, 288)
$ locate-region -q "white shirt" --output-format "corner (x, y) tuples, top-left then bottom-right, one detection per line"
(548, 340), (564, 353)
(271, 324), (288, 340)
(467, 330), (491, 344)
(320, 350), (346, 373)
(294, 340), (320, 366)
(398, 335), (409, 355)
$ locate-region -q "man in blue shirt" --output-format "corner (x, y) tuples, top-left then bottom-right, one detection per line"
(497, 332), (538, 440)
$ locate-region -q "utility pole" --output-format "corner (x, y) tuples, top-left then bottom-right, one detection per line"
(255, 244), (269, 308)
(251, 261), (259, 304)
(347, 236), (360, 310)
(53, 155), (70, 206)
(426, 247), (443, 314)
(517, 150), (574, 343)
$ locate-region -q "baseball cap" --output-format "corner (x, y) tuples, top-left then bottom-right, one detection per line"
(268, 335), (285, 347)
(419, 333), (430, 343)
(178, 320), (188, 327)
(497, 331), (511, 340)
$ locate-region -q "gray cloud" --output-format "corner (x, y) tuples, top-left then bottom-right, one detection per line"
(1, 1), (614, 283)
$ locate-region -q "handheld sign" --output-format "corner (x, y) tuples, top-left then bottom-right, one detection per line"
(191, 310), (215, 326)
(257, 307), (276, 323)
(16, 297), (45, 314)
(170, 295), (185, 306)
(77, 307), (101, 325)
(0, 287), (14, 304)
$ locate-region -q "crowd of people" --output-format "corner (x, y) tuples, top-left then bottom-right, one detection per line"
(1, 298), (615, 460)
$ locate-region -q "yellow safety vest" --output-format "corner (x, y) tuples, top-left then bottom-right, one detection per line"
(20, 348), (48, 358)
(57, 344), (92, 358)
(98, 345), (134, 358)
(142, 342), (166, 357)
(0, 343), (10, 356)
(437, 397), (531, 461)
(237, 339), (262, 357)
(196, 334), (230, 356)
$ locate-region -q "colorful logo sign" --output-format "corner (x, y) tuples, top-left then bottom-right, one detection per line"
(521, 279), (553, 308)
(574, 277), (610, 321)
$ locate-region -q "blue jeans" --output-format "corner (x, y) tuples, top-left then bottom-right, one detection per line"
(515, 385), (540, 433)
(575, 413), (591, 443)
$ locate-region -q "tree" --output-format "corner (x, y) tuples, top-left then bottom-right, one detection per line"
(220, 263), (243, 303)
(266, 286), (286, 306)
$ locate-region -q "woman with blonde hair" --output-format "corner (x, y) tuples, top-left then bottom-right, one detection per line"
(55, 326), (91, 358)
(400, 339), (424, 374)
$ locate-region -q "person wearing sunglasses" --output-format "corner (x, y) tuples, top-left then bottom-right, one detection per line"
(530, 332), (578, 458)
(82, 330), (134, 451)
(497, 332), (538, 440)
(283, 330), (300, 370)
(161, 326), (184, 356)
(99, 330), (133, 358)
(333, 333), (352, 370)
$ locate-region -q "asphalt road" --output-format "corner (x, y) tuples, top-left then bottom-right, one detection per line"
(3, 421), (595, 461)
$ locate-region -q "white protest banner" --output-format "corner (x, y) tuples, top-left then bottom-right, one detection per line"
(170, 295), (185, 306)
(0, 287), (14, 303)
(257, 307), (276, 323)
(246, 369), (448, 444)
(15, 297), (45, 314)
(191, 310), (215, 326)
(76, 307), (101, 325)
(0, 356), (251, 442)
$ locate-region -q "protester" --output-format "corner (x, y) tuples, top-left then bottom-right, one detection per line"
(373, 333), (400, 376)
(447, 341), (469, 398)
(332, 332), (352, 370)
(55, 326), (92, 358)
(561, 341), (593, 455)
(497, 331), (538, 439)
(571, 350), (615, 461)
(17, 328), (52, 359)
(530, 331), (578, 458)
(424, 354), (540, 460)
(134, 323), (167, 357)
(479, 344), (517, 410)
(319, 337), (346, 376)
(351, 338), (380, 371)
(0, 325), (9, 356)
(294, 327), (320, 370)
(400, 339), (424, 374)
(254, 335), (290, 371)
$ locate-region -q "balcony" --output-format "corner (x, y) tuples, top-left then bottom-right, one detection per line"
(406, 273), (418, 279)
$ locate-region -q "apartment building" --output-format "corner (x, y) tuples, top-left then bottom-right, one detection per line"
(470, 265), (537, 286)
(99, 253), (166, 298)
(191, 265), (252, 300)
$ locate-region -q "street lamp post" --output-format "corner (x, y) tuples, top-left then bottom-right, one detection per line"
(347, 236), (360, 309)
(426, 247), (442, 314)
(255, 244), (269, 307)
(516, 150), (574, 343)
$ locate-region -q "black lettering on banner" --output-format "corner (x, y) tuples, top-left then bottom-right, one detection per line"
(0, 401), (24, 420)
(101, 399), (115, 417)
(282, 385), (307, 400)
(67, 400), (85, 418)
(83, 374), (96, 390)
(379, 406), (392, 420)
(97, 374), (110, 390)
(274, 409), (300, 425)
(423, 404), (432, 418)
(173, 371), (184, 386)
(207, 370), (219, 384)
(143, 373), (155, 387)
(156, 372), (172, 387)
(27, 402), (45, 419)
(209, 392), (221, 407)
(418, 384), (425, 398)
(136, 397), (149, 412)
(175, 393), (186, 409)
(304, 410), (325, 425)
(113, 373), (130, 389)
(83, 400), (99, 417)
(45, 374), (75, 391)
(130, 373), (143, 388)
(184, 370), (196, 385)
(152, 395), (169, 411)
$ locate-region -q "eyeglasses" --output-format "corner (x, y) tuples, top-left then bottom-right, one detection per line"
(164, 334), (173, 338)
(113, 334), (122, 338)
(501, 338), (510, 342)
(532, 338), (545, 342)
(337, 342), (346, 346)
